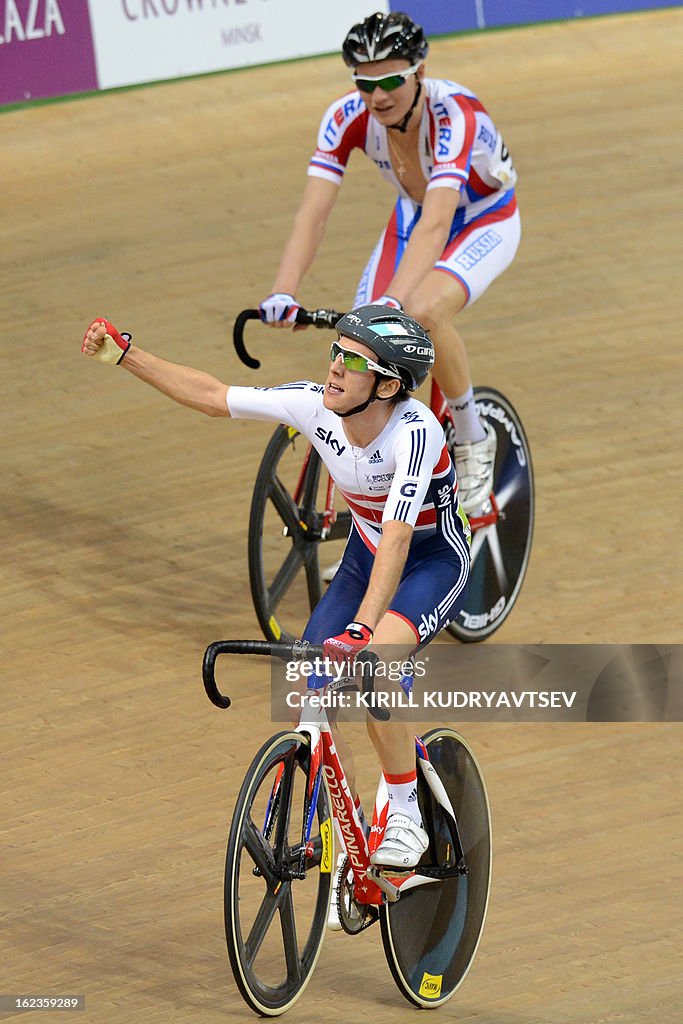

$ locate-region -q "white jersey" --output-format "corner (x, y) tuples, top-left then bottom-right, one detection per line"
(308, 77), (516, 216)
(227, 382), (469, 555)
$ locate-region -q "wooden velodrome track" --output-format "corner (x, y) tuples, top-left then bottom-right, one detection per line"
(2, 9), (681, 1023)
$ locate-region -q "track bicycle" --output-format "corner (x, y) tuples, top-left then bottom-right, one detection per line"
(202, 638), (492, 1016)
(232, 306), (534, 644)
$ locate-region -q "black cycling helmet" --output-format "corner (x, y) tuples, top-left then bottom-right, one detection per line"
(342, 11), (429, 69)
(335, 305), (435, 391)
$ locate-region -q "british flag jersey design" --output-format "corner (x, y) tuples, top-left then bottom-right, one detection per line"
(227, 382), (470, 555)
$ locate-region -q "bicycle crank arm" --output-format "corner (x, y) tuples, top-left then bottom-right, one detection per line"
(367, 867), (402, 903)
(415, 861), (468, 879)
(281, 520), (323, 542)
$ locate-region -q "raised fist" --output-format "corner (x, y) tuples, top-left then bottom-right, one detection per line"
(82, 318), (132, 365)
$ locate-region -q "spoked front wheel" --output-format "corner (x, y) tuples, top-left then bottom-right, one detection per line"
(224, 731), (333, 1016)
(380, 728), (492, 1008)
(248, 425), (352, 643)
(446, 386), (534, 642)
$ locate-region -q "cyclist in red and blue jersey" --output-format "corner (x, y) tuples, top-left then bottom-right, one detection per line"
(81, 306), (470, 874)
(258, 11), (521, 513)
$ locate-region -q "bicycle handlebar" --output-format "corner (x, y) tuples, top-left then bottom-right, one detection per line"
(202, 639), (324, 708)
(201, 639), (388, 720)
(233, 307), (346, 369)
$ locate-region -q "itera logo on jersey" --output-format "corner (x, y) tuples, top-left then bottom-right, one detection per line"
(323, 95), (363, 146)
(0, 0), (65, 44)
(433, 100), (452, 158)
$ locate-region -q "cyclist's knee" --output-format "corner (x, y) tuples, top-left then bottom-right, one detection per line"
(406, 300), (435, 334)
(372, 611), (418, 650)
(408, 287), (463, 333)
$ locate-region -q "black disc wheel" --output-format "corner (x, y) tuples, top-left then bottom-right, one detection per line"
(248, 425), (352, 643)
(380, 728), (492, 1008)
(224, 731), (333, 1016)
(446, 387), (534, 642)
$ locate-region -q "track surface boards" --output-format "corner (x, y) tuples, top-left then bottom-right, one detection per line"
(2, 10), (681, 1023)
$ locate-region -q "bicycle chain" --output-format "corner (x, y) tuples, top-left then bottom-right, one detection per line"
(336, 855), (379, 934)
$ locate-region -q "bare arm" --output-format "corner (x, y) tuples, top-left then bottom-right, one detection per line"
(270, 176), (340, 295)
(82, 320), (231, 417)
(354, 519), (413, 630)
(384, 186), (461, 304)
(121, 347), (231, 417)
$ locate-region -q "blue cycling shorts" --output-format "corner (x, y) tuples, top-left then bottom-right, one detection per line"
(303, 525), (470, 648)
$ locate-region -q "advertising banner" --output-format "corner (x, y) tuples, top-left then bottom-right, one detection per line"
(1, 1), (672, 107)
(0, 0), (98, 105)
(394, 0), (673, 36)
(87, 0), (389, 92)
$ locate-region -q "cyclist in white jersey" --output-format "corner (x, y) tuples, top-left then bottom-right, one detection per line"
(258, 11), (521, 512)
(81, 306), (470, 873)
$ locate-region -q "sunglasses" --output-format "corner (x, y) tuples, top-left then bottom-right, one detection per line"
(330, 340), (397, 377)
(352, 62), (421, 94)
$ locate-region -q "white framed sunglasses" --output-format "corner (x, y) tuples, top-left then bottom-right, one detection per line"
(352, 62), (422, 94)
(330, 339), (397, 377)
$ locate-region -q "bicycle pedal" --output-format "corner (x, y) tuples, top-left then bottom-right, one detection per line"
(367, 867), (405, 902)
(371, 865), (414, 878)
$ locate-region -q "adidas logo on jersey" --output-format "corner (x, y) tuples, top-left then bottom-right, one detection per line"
(368, 449), (383, 464)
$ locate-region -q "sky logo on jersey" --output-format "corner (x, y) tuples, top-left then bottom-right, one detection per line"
(437, 484), (453, 508)
(418, 609), (440, 641)
(455, 229), (503, 271)
(315, 427), (346, 456)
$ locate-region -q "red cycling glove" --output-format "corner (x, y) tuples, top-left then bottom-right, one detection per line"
(82, 318), (132, 365)
(323, 622), (374, 664)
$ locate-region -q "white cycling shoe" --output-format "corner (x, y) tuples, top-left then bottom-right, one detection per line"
(454, 421), (497, 513)
(369, 813), (429, 870)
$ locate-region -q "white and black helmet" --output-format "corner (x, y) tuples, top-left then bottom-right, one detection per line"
(336, 305), (435, 391)
(342, 11), (429, 68)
